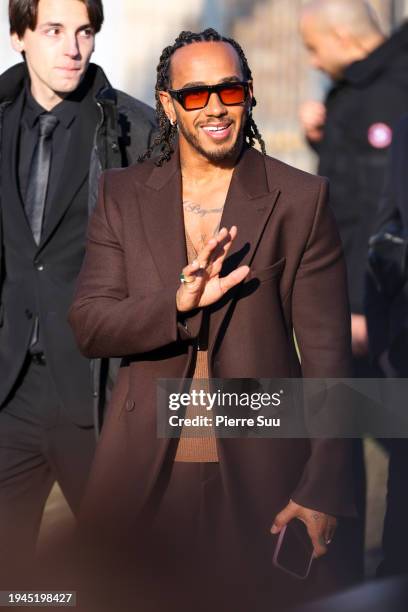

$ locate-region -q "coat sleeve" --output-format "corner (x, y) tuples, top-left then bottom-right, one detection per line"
(68, 172), (201, 358)
(290, 179), (357, 517)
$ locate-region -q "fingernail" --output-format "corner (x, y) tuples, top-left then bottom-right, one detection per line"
(271, 524), (279, 534)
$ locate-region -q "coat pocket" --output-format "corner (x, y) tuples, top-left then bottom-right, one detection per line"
(249, 257), (286, 283)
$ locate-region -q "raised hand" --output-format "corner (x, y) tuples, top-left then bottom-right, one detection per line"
(176, 226), (249, 313)
(299, 100), (326, 143)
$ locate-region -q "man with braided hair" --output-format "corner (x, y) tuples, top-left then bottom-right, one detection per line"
(70, 29), (358, 612)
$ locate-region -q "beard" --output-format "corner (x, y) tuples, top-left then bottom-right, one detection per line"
(176, 114), (247, 163)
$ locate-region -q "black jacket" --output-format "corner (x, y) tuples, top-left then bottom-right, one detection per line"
(314, 22), (408, 314)
(0, 62), (156, 427)
(365, 115), (408, 373)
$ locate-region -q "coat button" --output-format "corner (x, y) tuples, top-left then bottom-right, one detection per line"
(125, 398), (135, 412)
(34, 259), (44, 271)
(25, 309), (33, 320)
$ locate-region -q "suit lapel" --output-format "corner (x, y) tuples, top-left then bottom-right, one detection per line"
(39, 99), (95, 248)
(141, 149), (187, 288)
(208, 148), (280, 354)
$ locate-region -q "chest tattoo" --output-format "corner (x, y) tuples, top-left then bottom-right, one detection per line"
(183, 200), (224, 217)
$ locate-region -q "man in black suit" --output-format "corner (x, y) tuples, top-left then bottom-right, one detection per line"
(0, 0), (156, 581)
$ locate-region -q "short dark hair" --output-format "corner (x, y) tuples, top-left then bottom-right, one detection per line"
(140, 28), (266, 166)
(9, 0), (104, 37)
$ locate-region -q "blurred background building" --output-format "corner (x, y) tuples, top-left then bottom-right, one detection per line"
(1, 0), (408, 573)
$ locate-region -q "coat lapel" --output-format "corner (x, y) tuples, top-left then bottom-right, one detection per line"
(139, 146), (281, 357)
(208, 147), (281, 354)
(39, 97), (96, 248)
(141, 149), (187, 289)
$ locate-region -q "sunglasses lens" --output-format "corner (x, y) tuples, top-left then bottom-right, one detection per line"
(183, 90), (209, 110)
(219, 84), (246, 105)
(175, 83), (248, 110)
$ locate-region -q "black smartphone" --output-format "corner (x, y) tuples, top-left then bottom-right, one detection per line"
(272, 518), (314, 580)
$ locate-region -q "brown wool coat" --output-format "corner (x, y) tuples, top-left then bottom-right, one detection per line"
(69, 146), (356, 538)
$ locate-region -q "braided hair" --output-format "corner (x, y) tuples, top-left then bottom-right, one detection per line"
(139, 28), (266, 166)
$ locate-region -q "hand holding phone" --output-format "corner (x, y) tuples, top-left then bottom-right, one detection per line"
(271, 499), (337, 579)
(272, 518), (314, 580)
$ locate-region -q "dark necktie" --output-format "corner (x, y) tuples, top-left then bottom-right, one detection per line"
(25, 113), (59, 245)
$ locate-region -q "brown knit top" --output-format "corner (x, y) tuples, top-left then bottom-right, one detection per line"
(174, 231), (219, 462)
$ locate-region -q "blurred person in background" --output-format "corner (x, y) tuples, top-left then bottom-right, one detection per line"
(299, 0), (408, 377)
(0, 0), (156, 584)
(365, 114), (408, 577)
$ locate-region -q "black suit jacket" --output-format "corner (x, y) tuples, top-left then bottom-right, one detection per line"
(0, 83), (97, 424)
(0, 64), (157, 424)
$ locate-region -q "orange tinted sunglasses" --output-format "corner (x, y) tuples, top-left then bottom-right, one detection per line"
(168, 81), (250, 111)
